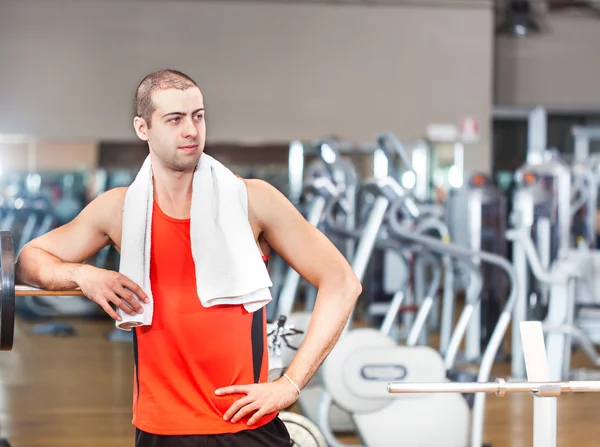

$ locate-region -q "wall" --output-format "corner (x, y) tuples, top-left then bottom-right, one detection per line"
(0, 139), (98, 173)
(495, 12), (600, 109)
(0, 0), (494, 173)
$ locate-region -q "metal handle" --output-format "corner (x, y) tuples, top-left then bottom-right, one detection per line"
(387, 379), (600, 396)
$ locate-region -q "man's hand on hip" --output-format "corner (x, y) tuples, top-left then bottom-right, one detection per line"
(215, 377), (299, 426)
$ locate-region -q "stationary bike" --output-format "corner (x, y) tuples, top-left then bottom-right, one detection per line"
(267, 315), (328, 447)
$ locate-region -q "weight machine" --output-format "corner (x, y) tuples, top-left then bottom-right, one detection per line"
(508, 150), (573, 379)
(446, 172), (509, 362)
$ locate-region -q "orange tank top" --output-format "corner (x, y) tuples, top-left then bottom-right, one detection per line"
(131, 200), (276, 435)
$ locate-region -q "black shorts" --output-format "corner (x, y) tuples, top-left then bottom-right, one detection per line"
(135, 416), (292, 447)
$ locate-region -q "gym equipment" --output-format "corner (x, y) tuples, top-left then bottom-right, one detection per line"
(506, 224), (600, 381)
(325, 205), (452, 345)
(267, 315), (304, 383)
(312, 177), (517, 447)
(53, 173), (85, 225)
(374, 131), (417, 189)
(266, 315), (328, 447)
(287, 139), (360, 208)
(389, 378), (600, 447)
(570, 160), (598, 248)
(275, 141), (355, 319)
(371, 132), (451, 335)
(285, 174), (455, 436)
(446, 172), (508, 361)
(16, 196), (55, 252)
(525, 106), (548, 165)
(508, 152), (572, 379)
(286, 139), (358, 316)
(278, 412), (327, 447)
(572, 124), (600, 164)
(326, 190), (453, 346)
(410, 216), (455, 351)
(0, 232), (15, 351)
(412, 124), (466, 204)
(281, 176), (411, 435)
(0, 231), (120, 350)
(388, 321), (600, 447)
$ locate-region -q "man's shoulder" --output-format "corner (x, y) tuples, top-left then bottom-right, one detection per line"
(86, 186), (129, 218)
(240, 178), (295, 224)
(240, 178), (279, 201)
(96, 186), (129, 207)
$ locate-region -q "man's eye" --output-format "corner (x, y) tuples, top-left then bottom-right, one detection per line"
(169, 117), (180, 123)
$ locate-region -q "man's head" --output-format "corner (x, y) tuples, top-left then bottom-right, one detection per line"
(133, 69), (206, 172)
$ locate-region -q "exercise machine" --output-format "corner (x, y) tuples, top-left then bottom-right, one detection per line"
(316, 176), (518, 447)
(266, 315), (328, 447)
(276, 141), (356, 319)
(411, 124), (465, 204)
(446, 172), (509, 362)
(275, 140), (358, 318)
(284, 176), (415, 434)
(506, 222), (599, 382)
(508, 151), (572, 379)
(373, 132), (451, 339)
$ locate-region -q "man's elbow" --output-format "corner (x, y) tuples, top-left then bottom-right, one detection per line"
(15, 243), (44, 282)
(316, 264), (361, 303)
(341, 269), (362, 302)
(15, 244), (34, 279)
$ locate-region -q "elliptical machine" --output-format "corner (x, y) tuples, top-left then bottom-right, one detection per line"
(273, 140), (356, 320)
(315, 175), (518, 447)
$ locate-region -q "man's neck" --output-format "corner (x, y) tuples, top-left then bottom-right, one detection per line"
(152, 163), (194, 219)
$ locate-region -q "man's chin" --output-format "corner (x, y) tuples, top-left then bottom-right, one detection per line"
(175, 154), (202, 171)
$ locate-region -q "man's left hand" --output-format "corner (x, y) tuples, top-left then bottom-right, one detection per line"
(215, 377), (299, 426)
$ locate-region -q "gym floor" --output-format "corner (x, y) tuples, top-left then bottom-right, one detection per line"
(1, 318), (599, 447)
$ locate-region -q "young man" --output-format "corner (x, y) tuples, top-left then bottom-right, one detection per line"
(15, 69), (362, 446)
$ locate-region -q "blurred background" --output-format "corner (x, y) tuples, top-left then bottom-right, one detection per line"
(2, 0), (599, 207)
(1, 0), (600, 446)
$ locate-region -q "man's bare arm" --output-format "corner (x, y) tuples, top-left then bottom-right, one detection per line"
(15, 188), (147, 320)
(15, 190), (116, 290)
(247, 179), (362, 390)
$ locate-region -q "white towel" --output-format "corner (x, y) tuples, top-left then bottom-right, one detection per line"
(115, 153), (273, 330)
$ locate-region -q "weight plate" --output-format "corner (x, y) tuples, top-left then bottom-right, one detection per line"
(0, 231), (15, 350)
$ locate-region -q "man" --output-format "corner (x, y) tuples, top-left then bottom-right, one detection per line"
(15, 69), (361, 446)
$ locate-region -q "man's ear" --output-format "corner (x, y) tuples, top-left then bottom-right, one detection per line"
(133, 116), (149, 141)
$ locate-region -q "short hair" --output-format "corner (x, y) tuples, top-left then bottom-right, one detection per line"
(135, 69), (198, 128)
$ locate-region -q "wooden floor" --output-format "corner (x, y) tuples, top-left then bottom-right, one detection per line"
(1, 317), (600, 447)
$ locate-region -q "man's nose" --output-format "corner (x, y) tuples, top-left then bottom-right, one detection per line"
(182, 118), (198, 139)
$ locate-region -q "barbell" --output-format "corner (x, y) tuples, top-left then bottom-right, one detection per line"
(0, 231), (87, 351)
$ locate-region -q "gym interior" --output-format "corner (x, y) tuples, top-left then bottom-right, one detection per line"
(2, 0), (600, 446)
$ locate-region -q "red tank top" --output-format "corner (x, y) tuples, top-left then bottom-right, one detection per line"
(131, 200), (276, 435)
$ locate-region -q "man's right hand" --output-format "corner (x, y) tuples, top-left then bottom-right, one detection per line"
(75, 265), (149, 321)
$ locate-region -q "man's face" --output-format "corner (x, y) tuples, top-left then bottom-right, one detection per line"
(139, 87), (206, 172)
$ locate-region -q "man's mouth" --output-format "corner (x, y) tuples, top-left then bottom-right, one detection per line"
(178, 144), (199, 151)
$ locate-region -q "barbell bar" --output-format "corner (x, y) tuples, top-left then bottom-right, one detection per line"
(15, 286), (84, 296)
(388, 379), (600, 447)
(0, 231), (88, 351)
(387, 378), (600, 396)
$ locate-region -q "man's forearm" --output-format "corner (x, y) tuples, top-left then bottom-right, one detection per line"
(283, 274), (360, 390)
(15, 246), (88, 291)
